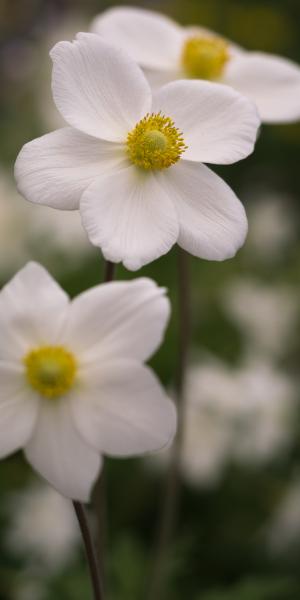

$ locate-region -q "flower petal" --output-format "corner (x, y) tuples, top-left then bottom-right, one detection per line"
(153, 80), (260, 164)
(91, 6), (184, 70)
(0, 362), (38, 458)
(15, 128), (125, 210)
(0, 262), (69, 360)
(159, 161), (247, 260)
(60, 278), (170, 364)
(24, 398), (101, 501)
(224, 52), (300, 123)
(71, 360), (176, 456)
(51, 33), (152, 141)
(80, 166), (179, 270)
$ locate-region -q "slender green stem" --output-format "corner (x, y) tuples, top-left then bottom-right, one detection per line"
(148, 248), (191, 600)
(104, 260), (116, 283)
(73, 501), (105, 600)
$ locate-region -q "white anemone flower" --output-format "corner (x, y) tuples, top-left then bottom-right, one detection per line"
(6, 483), (80, 571)
(0, 262), (176, 501)
(15, 33), (259, 271)
(223, 279), (299, 358)
(91, 6), (300, 123)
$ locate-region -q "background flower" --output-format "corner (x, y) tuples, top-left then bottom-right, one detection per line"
(92, 5), (300, 123)
(5, 483), (80, 572)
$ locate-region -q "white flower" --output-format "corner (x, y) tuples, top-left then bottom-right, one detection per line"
(91, 6), (300, 123)
(245, 190), (297, 262)
(0, 262), (176, 501)
(223, 279), (299, 358)
(6, 483), (80, 571)
(232, 360), (296, 464)
(165, 357), (296, 487)
(15, 33), (259, 271)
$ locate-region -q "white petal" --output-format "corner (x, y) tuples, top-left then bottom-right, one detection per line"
(91, 7), (184, 70)
(224, 52), (300, 123)
(15, 128), (126, 210)
(159, 161), (247, 260)
(24, 398), (101, 501)
(51, 33), (152, 141)
(60, 278), (170, 363)
(71, 360), (177, 456)
(80, 166), (179, 270)
(0, 362), (38, 458)
(0, 262), (69, 360)
(153, 80), (260, 164)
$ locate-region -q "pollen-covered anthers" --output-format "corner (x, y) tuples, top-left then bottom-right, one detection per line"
(127, 112), (187, 170)
(182, 36), (229, 80)
(24, 345), (77, 399)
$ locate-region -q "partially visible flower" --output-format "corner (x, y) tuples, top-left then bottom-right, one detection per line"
(266, 479), (300, 554)
(91, 6), (300, 123)
(15, 33), (259, 270)
(232, 360), (296, 464)
(0, 169), (31, 275)
(12, 575), (46, 600)
(161, 357), (296, 487)
(245, 190), (297, 262)
(6, 483), (79, 571)
(0, 262), (176, 501)
(36, 13), (88, 132)
(223, 279), (299, 358)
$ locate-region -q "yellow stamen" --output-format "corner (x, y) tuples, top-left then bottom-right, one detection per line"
(24, 346), (77, 399)
(182, 36), (229, 80)
(127, 112), (187, 170)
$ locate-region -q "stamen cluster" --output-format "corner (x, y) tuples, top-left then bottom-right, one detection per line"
(24, 345), (77, 399)
(127, 112), (187, 170)
(182, 36), (229, 80)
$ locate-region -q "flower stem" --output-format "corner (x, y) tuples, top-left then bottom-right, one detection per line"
(148, 248), (191, 600)
(104, 260), (116, 283)
(73, 501), (105, 600)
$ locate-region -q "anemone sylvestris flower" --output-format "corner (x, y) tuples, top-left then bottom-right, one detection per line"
(92, 6), (300, 123)
(15, 34), (259, 270)
(0, 262), (175, 501)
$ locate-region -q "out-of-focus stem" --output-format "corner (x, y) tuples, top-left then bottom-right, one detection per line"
(73, 501), (105, 600)
(148, 248), (191, 600)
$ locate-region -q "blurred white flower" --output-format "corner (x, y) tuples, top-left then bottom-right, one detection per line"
(171, 357), (296, 487)
(246, 191), (297, 261)
(6, 484), (79, 571)
(0, 168), (92, 274)
(36, 13), (88, 132)
(180, 361), (240, 486)
(0, 262), (175, 500)
(13, 576), (46, 600)
(223, 279), (299, 358)
(15, 33), (260, 270)
(0, 169), (31, 274)
(92, 6), (300, 123)
(232, 360), (296, 464)
(266, 479), (300, 553)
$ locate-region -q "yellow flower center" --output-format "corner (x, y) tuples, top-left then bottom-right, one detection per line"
(23, 345), (77, 399)
(127, 112), (187, 170)
(181, 36), (229, 80)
